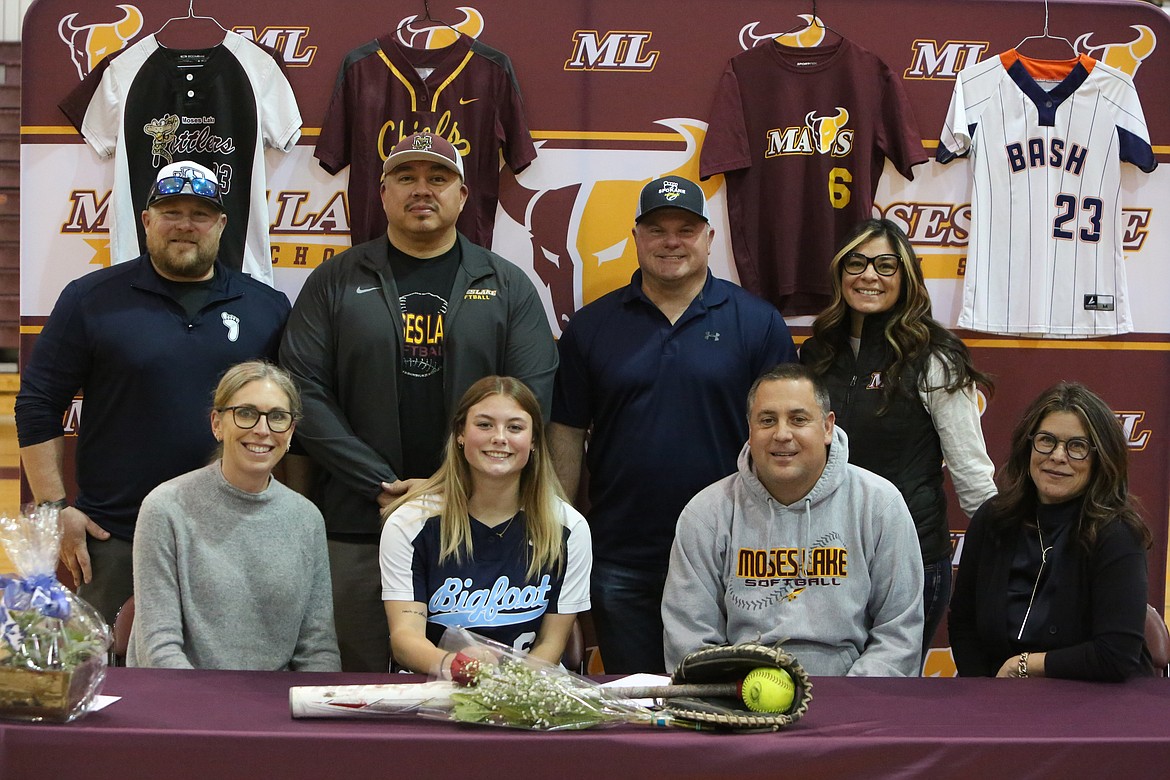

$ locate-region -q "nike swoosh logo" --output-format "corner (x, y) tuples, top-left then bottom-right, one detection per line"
(459, 97), (479, 105)
(356, 286), (380, 294)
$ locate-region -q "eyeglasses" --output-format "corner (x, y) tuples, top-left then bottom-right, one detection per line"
(1029, 432), (1094, 461)
(154, 174), (220, 198)
(842, 252), (901, 277)
(217, 406), (299, 433)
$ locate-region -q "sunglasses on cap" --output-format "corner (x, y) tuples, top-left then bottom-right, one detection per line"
(153, 174), (221, 199)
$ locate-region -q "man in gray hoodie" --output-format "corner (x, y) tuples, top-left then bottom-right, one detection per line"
(662, 363), (924, 675)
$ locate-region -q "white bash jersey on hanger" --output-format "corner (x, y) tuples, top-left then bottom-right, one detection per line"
(938, 51), (1156, 338)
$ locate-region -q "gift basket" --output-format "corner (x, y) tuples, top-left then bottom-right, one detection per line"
(0, 505), (111, 722)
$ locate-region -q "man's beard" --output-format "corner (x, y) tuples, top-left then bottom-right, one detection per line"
(147, 233), (218, 280)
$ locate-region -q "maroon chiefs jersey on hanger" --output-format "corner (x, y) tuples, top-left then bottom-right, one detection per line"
(315, 33), (537, 248)
(702, 37), (927, 316)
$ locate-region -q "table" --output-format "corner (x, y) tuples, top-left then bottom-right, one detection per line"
(0, 669), (1167, 779)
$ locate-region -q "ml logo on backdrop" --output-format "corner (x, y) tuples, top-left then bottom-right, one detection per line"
(903, 25), (1156, 81)
(62, 398), (84, 436)
(59, 5), (321, 77)
(565, 31), (659, 71)
(1116, 412), (1152, 451)
(904, 40), (989, 80)
(233, 27), (317, 66)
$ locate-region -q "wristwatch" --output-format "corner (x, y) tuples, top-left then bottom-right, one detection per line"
(37, 498), (68, 512)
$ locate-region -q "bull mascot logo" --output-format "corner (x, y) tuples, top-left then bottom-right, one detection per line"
(59, 4), (144, 80)
(1075, 25), (1157, 78)
(740, 15), (826, 51)
(395, 6), (485, 48)
(806, 108), (850, 154)
(496, 118), (720, 332)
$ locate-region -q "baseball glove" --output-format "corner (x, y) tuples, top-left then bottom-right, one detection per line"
(663, 641), (812, 732)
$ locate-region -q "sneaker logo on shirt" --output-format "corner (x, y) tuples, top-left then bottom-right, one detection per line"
(704, 331), (720, 341)
(356, 285), (380, 295)
(221, 312), (240, 342)
(866, 372), (883, 390)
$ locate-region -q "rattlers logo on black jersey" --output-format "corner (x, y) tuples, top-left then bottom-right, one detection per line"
(60, 31), (301, 286)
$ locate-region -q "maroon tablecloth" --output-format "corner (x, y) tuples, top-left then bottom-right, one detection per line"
(0, 669), (1167, 779)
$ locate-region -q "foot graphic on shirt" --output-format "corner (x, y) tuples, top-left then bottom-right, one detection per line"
(221, 312), (240, 342)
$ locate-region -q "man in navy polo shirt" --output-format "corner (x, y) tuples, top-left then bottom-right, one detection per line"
(16, 161), (291, 625)
(550, 175), (796, 673)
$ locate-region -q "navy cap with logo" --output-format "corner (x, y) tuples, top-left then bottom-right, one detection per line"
(634, 176), (710, 223)
(382, 132), (465, 179)
(146, 160), (225, 211)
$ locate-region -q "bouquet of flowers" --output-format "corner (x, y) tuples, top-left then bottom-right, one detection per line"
(0, 505), (110, 722)
(420, 628), (656, 731)
(289, 629), (659, 730)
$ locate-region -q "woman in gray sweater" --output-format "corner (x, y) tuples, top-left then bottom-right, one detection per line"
(129, 361), (340, 670)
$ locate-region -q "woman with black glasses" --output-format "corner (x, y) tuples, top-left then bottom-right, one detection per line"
(129, 360), (341, 670)
(801, 219), (997, 666)
(949, 382), (1154, 680)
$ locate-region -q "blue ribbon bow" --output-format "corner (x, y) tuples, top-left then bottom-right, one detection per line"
(0, 573), (72, 621)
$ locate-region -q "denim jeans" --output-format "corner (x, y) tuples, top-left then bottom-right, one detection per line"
(589, 561), (670, 674)
(921, 555), (953, 666)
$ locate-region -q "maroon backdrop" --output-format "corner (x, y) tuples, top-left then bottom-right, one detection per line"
(19, 0), (1170, 638)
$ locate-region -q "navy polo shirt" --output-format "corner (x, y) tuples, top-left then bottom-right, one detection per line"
(15, 256), (290, 539)
(552, 270), (795, 569)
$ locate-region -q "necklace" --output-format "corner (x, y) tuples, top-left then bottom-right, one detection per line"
(1017, 521), (1054, 640)
(493, 514), (516, 538)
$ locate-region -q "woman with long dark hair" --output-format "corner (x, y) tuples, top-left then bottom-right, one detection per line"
(801, 218), (996, 662)
(949, 382), (1153, 680)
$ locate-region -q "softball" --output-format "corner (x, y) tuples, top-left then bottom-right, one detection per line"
(740, 667), (795, 713)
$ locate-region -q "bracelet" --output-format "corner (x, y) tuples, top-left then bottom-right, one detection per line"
(37, 499), (68, 512)
(439, 651), (455, 680)
(1018, 652), (1029, 678)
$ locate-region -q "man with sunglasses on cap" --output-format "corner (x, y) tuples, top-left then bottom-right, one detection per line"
(549, 175), (795, 673)
(16, 161), (291, 625)
(280, 132), (557, 672)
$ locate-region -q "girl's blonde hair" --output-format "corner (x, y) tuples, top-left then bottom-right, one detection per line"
(384, 376), (566, 579)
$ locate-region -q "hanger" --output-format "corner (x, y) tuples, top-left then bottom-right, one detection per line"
(1012, 0), (1076, 56)
(395, 0), (461, 37)
(152, 1), (228, 36)
(776, 1), (841, 48)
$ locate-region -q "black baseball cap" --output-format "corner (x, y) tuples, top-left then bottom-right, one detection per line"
(635, 176), (710, 223)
